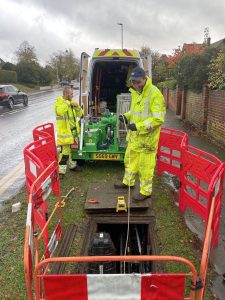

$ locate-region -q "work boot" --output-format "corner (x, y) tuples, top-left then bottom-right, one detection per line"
(68, 159), (77, 170)
(133, 193), (151, 201)
(70, 165), (82, 172)
(58, 165), (67, 179)
(114, 182), (134, 189)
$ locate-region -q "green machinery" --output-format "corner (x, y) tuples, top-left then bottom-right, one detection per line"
(74, 47), (152, 162)
(71, 94), (131, 162)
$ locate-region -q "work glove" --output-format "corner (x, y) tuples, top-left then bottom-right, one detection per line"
(119, 114), (128, 124)
(71, 100), (79, 107)
(128, 123), (137, 131)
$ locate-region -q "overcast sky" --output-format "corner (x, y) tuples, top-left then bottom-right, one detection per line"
(1, 0), (224, 64)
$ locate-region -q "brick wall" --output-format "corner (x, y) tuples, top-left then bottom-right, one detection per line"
(185, 90), (203, 129)
(163, 85), (225, 147)
(207, 90), (225, 146)
(168, 89), (176, 113)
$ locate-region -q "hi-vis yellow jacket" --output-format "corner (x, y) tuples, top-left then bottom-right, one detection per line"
(124, 77), (166, 153)
(54, 96), (83, 145)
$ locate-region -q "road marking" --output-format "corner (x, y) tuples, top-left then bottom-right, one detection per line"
(0, 166), (24, 196)
(0, 161), (24, 189)
(0, 108), (27, 117)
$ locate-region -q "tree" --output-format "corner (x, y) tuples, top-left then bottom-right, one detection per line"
(2, 62), (16, 71)
(15, 41), (37, 63)
(208, 51), (225, 90)
(140, 46), (169, 84)
(168, 46), (182, 69)
(39, 65), (55, 85)
(174, 48), (218, 92)
(168, 44), (206, 70)
(16, 61), (40, 84)
(153, 56), (170, 84)
(49, 49), (80, 82)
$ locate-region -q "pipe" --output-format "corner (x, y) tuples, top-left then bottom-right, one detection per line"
(79, 119), (85, 155)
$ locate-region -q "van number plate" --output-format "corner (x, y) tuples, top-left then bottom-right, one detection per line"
(92, 153), (121, 160)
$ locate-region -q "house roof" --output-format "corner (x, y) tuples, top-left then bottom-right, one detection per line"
(210, 38), (225, 51)
(182, 43), (205, 54)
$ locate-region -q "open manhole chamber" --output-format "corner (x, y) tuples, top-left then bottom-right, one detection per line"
(78, 214), (161, 274)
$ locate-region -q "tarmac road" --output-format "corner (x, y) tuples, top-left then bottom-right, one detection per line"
(0, 88), (79, 205)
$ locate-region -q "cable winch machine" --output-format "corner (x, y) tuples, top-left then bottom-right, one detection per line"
(71, 93), (131, 162)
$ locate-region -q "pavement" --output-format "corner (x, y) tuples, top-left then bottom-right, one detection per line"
(164, 110), (225, 299)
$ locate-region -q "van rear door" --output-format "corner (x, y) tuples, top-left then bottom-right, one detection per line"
(79, 52), (90, 115)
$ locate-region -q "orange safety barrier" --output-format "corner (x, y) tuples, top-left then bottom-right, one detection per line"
(198, 196), (216, 299)
(179, 145), (225, 248)
(23, 124), (225, 300)
(34, 256), (197, 300)
(24, 162), (63, 300)
(157, 127), (188, 179)
(24, 202), (34, 300)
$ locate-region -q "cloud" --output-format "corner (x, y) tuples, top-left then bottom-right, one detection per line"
(0, 0), (224, 64)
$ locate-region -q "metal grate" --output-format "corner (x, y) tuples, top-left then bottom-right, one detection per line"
(116, 93), (131, 145)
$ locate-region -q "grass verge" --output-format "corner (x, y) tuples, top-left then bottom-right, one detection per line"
(152, 175), (214, 299)
(14, 83), (39, 94)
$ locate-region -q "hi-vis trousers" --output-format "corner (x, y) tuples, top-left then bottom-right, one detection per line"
(58, 145), (77, 174)
(122, 147), (157, 196)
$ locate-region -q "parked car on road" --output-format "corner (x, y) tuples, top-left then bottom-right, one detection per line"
(60, 80), (70, 86)
(0, 85), (28, 110)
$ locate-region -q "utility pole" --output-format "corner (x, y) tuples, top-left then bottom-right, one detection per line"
(117, 23), (123, 49)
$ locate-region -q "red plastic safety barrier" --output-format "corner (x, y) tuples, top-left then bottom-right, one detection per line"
(42, 273), (186, 300)
(34, 255), (197, 300)
(24, 136), (60, 200)
(179, 145), (224, 248)
(25, 160), (59, 255)
(208, 164), (225, 248)
(24, 163), (63, 299)
(24, 125), (61, 261)
(44, 221), (62, 258)
(33, 123), (56, 142)
(23, 123), (224, 300)
(33, 123), (57, 162)
(157, 127), (188, 179)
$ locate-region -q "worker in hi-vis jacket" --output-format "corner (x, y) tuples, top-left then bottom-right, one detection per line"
(114, 67), (166, 201)
(54, 86), (83, 178)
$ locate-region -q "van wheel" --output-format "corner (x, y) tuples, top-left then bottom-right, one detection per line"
(8, 98), (14, 110)
(23, 96), (28, 106)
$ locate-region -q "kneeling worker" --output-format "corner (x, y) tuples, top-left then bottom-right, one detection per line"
(54, 86), (83, 177)
(114, 67), (166, 201)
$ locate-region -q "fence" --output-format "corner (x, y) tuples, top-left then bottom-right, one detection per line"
(162, 85), (225, 147)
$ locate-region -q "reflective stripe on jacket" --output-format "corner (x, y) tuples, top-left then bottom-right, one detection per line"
(54, 96), (83, 145)
(124, 77), (166, 152)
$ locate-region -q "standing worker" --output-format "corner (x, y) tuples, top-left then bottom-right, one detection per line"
(114, 67), (166, 201)
(54, 86), (83, 178)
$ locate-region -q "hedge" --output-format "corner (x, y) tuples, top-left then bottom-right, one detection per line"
(0, 69), (17, 83)
(157, 79), (177, 90)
